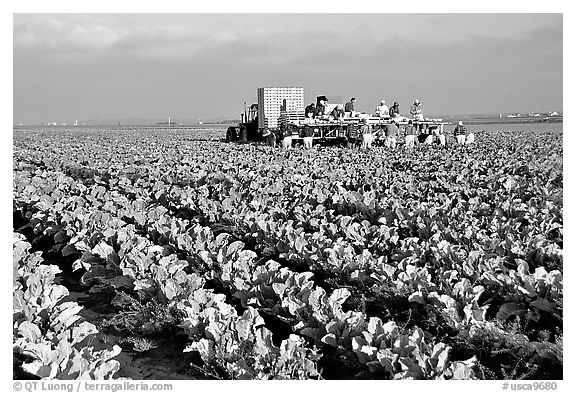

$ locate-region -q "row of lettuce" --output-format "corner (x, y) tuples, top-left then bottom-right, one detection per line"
(13, 128), (562, 379)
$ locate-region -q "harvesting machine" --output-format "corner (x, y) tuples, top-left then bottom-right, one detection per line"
(226, 87), (451, 145)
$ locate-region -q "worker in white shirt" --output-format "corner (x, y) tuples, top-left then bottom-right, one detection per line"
(375, 100), (389, 118)
(360, 118), (374, 149)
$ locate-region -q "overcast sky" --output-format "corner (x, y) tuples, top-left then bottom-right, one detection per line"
(13, 13), (562, 124)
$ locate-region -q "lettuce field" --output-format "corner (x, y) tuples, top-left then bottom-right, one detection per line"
(13, 125), (563, 380)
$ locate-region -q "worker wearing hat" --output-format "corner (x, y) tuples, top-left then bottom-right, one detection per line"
(410, 99), (424, 133)
(410, 99), (423, 120)
(375, 100), (389, 118)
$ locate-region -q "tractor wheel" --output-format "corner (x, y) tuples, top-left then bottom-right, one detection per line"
(226, 127), (237, 142)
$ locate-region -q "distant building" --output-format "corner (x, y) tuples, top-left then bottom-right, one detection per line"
(257, 87), (304, 129)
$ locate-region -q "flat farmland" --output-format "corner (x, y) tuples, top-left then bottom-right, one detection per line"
(13, 124), (563, 380)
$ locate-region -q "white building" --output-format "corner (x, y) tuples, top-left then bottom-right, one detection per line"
(257, 87), (304, 129)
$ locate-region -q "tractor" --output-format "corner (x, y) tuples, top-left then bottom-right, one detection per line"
(226, 103), (260, 143)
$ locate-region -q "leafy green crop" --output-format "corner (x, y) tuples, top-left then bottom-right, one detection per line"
(13, 234), (121, 379)
(13, 126), (562, 379)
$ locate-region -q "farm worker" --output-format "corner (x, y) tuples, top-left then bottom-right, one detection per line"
(315, 99), (327, 118)
(438, 124), (446, 146)
(454, 121), (467, 144)
(375, 100), (389, 118)
(269, 130), (277, 147)
(373, 124), (386, 146)
(262, 128), (276, 147)
(404, 120), (417, 149)
(347, 123), (360, 148)
(344, 97), (356, 114)
(303, 111), (315, 125)
(361, 119), (374, 149)
(385, 120), (399, 149)
(410, 99), (424, 134)
(281, 125), (293, 149)
(426, 125), (439, 146)
(389, 101), (400, 117)
(302, 124), (315, 149)
(410, 99), (423, 120)
(330, 104), (345, 119)
(305, 103), (316, 118)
